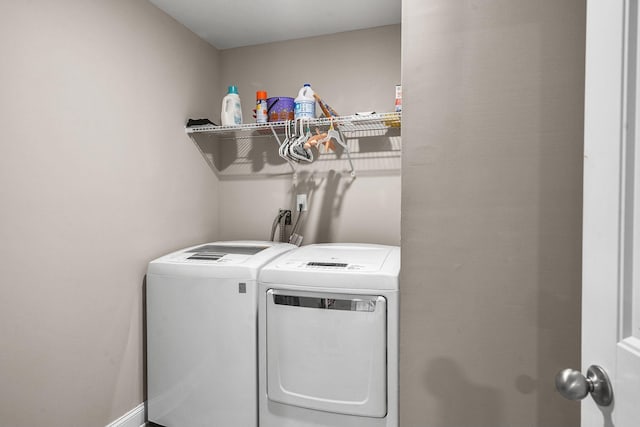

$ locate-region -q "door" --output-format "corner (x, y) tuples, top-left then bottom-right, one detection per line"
(579, 0), (640, 425)
(265, 289), (388, 417)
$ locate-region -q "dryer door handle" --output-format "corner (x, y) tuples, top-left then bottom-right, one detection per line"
(272, 293), (379, 312)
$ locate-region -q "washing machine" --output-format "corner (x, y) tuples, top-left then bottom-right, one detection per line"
(257, 243), (400, 427)
(146, 240), (295, 427)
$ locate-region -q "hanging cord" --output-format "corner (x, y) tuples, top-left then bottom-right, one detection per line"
(290, 204), (304, 236)
(270, 210), (285, 242)
(270, 210), (291, 242)
(279, 211), (288, 242)
(288, 203), (305, 246)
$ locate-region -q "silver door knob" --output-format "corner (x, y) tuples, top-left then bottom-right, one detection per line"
(555, 365), (613, 406)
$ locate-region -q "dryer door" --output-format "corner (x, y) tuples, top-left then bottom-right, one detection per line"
(266, 289), (387, 417)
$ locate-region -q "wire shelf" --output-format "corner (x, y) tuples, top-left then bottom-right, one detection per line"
(186, 112), (401, 178)
(185, 112), (401, 140)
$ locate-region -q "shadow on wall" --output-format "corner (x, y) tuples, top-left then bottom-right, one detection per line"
(292, 170), (323, 210)
(187, 134), (217, 171)
(357, 135), (394, 153)
(248, 139), (288, 172)
(292, 170), (355, 243)
(424, 357), (505, 427)
(189, 134), (289, 174)
(245, 136), (359, 173)
(190, 129), (400, 179)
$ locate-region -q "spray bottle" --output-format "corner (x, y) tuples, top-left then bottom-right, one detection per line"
(256, 91), (268, 123)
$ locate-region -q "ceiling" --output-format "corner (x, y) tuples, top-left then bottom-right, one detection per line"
(149, 0), (401, 49)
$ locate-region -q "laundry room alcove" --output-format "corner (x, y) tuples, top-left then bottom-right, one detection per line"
(181, 22), (402, 246)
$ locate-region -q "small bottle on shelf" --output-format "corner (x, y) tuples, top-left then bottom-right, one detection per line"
(256, 91), (268, 124)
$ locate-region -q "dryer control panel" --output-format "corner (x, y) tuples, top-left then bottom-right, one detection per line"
(273, 260), (373, 271)
(259, 243), (400, 291)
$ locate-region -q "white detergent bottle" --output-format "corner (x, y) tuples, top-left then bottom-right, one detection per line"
(294, 83), (316, 120)
(221, 85), (242, 126)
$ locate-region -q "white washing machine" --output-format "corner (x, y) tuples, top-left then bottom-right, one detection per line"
(146, 240), (295, 427)
(258, 243), (400, 427)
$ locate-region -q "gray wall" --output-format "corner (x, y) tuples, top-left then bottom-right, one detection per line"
(0, 1), (220, 425)
(216, 26), (402, 245)
(400, 1), (584, 426)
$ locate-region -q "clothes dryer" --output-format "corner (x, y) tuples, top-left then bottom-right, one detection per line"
(146, 240), (295, 427)
(257, 243), (400, 427)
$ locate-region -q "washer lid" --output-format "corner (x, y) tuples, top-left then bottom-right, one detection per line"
(148, 241), (296, 279)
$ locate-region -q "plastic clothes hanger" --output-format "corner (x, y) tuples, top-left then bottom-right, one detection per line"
(277, 120), (288, 159)
(318, 119), (339, 152)
(289, 120), (306, 161)
(289, 119), (313, 162)
(269, 120), (297, 174)
(279, 120), (294, 161)
(304, 128), (328, 150)
(319, 119), (355, 175)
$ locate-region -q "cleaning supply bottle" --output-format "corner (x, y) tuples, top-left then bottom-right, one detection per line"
(294, 83), (316, 120)
(221, 85), (242, 126)
(395, 84), (402, 112)
(256, 90), (268, 123)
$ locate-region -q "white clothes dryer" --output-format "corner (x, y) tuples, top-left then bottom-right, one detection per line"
(146, 240), (295, 427)
(258, 243), (400, 427)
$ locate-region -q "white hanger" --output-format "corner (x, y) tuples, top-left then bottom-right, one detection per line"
(318, 119), (355, 176)
(289, 119), (313, 162)
(279, 120), (294, 161)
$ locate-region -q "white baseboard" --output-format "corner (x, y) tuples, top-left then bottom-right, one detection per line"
(105, 402), (146, 427)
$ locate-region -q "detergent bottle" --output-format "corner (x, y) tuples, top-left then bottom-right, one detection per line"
(221, 85), (242, 126)
(294, 83), (316, 120)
